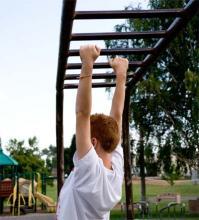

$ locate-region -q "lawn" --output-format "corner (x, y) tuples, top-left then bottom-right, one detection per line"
(46, 179), (199, 219)
(120, 180), (199, 202)
(110, 210), (199, 220)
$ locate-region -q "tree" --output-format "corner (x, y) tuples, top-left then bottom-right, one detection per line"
(65, 134), (76, 174)
(105, 0), (199, 200)
(42, 145), (57, 174)
(42, 134), (76, 175)
(145, 143), (159, 176)
(6, 137), (48, 175)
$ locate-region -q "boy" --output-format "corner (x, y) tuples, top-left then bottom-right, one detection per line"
(57, 45), (129, 220)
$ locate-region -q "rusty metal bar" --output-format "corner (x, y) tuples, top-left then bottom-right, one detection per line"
(64, 82), (117, 89)
(66, 61), (143, 69)
(65, 73), (115, 80)
(68, 48), (154, 56)
(64, 72), (135, 80)
(56, 0), (77, 196)
(71, 31), (166, 41)
(74, 9), (183, 19)
(122, 88), (134, 219)
(127, 0), (199, 88)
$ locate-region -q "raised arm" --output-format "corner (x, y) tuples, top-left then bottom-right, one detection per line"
(76, 45), (101, 159)
(109, 58), (129, 135)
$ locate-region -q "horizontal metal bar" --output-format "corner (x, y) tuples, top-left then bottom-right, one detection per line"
(64, 72), (135, 80)
(64, 82), (117, 89)
(66, 61), (143, 69)
(68, 48), (154, 56)
(127, 0), (199, 88)
(74, 9), (183, 19)
(71, 31), (166, 41)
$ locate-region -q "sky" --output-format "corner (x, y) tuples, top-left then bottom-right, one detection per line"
(0, 0), (148, 151)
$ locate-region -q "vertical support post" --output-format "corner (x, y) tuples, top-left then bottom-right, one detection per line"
(0, 166), (2, 180)
(56, 0), (77, 195)
(122, 88), (134, 219)
(16, 174), (19, 215)
(56, 90), (64, 195)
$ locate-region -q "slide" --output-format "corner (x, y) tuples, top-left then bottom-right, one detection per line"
(34, 192), (56, 212)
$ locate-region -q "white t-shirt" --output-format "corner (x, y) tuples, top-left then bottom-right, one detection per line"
(56, 145), (124, 220)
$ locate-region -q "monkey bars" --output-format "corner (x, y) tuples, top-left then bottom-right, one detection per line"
(56, 0), (199, 219)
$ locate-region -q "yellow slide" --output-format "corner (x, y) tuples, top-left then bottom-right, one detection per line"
(34, 192), (56, 212)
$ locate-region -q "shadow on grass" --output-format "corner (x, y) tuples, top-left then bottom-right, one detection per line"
(110, 210), (199, 220)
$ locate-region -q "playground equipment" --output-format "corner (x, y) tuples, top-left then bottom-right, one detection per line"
(0, 142), (56, 215)
(0, 143), (18, 214)
(34, 192), (56, 213)
(35, 173), (56, 213)
(0, 178), (14, 214)
(7, 179), (26, 215)
(0, 179), (13, 197)
(7, 177), (56, 215)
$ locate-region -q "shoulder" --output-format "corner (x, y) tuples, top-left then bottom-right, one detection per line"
(112, 144), (123, 160)
(72, 147), (106, 188)
(73, 146), (98, 168)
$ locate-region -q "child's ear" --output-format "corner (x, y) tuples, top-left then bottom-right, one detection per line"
(91, 138), (97, 147)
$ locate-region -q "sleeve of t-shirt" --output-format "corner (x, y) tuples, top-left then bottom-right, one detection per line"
(72, 147), (102, 189)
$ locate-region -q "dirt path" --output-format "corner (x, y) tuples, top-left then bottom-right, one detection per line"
(132, 177), (192, 186)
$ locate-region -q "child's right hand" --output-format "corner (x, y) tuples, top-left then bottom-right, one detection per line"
(80, 44), (101, 65)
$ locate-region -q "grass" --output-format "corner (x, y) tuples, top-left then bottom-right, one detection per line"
(110, 209), (199, 220)
(121, 181), (199, 202)
(45, 180), (199, 219)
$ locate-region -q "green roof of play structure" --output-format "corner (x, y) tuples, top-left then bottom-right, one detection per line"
(0, 147), (18, 166)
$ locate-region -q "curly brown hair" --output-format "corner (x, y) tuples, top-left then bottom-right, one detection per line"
(90, 113), (120, 153)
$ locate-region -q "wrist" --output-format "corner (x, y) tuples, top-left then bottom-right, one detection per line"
(116, 79), (126, 87)
(116, 75), (127, 83)
(81, 60), (94, 68)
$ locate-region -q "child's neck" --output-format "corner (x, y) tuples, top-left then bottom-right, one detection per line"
(98, 151), (112, 170)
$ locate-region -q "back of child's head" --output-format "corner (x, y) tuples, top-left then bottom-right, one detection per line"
(90, 113), (120, 153)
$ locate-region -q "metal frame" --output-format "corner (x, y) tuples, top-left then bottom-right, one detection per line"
(56, 0), (199, 219)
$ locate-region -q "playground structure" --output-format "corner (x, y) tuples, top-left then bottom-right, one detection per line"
(0, 142), (56, 216)
(55, 0), (199, 219)
(0, 145), (18, 214)
(0, 176), (56, 216)
(11, 177), (56, 215)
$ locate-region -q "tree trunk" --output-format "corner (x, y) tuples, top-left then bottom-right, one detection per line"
(139, 128), (146, 202)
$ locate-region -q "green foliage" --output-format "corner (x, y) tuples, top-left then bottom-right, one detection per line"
(5, 134), (77, 181)
(162, 164), (183, 186)
(65, 134), (76, 174)
(145, 143), (160, 176)
(42, 134), (76, 175)
(6, 137), (48, 175)
(105, 0), (199, 177)
(42, 145), (57, 174)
